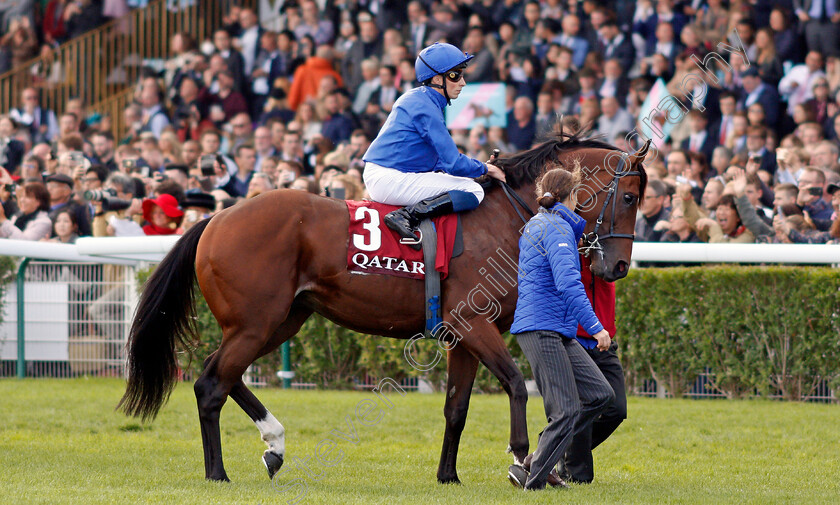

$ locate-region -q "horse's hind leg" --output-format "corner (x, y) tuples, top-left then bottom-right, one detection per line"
(437, 344), (479, 484)
(229, 381), (285, 478)
(194, 355), (233, 481)
(229, 303), (313, 479)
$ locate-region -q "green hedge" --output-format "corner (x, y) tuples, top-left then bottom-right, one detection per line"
(616, 266), (840, 400)
(138, 266), (840, 400)
(0, 256), (19, 322)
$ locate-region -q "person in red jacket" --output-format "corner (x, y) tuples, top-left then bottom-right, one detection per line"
(561, 254), (627, 484)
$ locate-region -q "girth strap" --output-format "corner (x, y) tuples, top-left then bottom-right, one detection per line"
(419, 219), (442, 338)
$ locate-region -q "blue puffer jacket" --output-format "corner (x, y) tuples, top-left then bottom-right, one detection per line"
(510, 203), (604, 339)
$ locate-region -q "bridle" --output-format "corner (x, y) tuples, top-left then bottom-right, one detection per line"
(576, 161), (641, 258)
(493, 149), (643, 258)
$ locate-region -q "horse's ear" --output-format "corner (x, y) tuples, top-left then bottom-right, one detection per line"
(629, 140), (651, 166)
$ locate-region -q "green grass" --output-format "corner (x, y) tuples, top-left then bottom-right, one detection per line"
(1, 379), (838, 505)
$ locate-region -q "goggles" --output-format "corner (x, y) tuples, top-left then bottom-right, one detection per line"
(444, 69), (464, 82)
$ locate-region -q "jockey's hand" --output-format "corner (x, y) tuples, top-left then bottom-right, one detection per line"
(593, 329), (611, 351)
(486, 163), (506, 183)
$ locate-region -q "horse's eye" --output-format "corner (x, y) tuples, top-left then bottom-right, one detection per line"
(624, 194), (638, 205)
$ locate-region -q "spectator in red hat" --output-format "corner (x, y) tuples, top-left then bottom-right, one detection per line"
(141, 193), (184, 235)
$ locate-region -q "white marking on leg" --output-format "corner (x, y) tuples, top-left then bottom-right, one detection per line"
(256, 412), (285, 456)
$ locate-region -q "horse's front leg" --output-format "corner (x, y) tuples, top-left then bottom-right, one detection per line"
(458, 319), (530, 467)
(437, 343), (480, 484)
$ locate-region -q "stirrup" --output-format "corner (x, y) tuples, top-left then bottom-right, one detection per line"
(399, 229), (422, 246)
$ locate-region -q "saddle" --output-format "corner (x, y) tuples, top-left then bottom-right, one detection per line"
(345, 200), (464, 338)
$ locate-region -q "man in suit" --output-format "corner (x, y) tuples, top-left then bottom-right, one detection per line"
(236, 8), (264, 76)
(645, 21), (683, 72)
(213, 29), (247, 93)
(352, 58), (382, 116)
(740, 126), (778, 176)
(463, 27), (495, 83)
(557, 14), (589, 69)
(0, 116), (25, 174)
(597, 97), (634, 142)
(341, 15), (383, 92)
(369, 65), (402, 115)
(681, 110), (718, 163)
(403, 1), (428, 56)
(711, 92), (738, 148)
(739, 67), (780, 126)
(794, 0), (840, 57)
(507, 96), (537, 151)
(9, 87), (59, 144)
(598, 59), (629, 106)
(778, 51), (827, 116)
(597, 20), (634, 74)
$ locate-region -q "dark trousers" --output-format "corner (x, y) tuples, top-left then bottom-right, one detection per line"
(564, 340), (627, 483)
(515, 330), (614, 489)
(804, 20), (840, 58)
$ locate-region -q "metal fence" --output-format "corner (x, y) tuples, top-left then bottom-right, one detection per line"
(0, 260), (138, 378)
(630, 369), (836, 403)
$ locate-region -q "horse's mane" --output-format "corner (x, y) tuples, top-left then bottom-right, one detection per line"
(493, 132), (647, 197)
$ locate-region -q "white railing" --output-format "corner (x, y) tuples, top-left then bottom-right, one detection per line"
(630, 242), (840, 266)
(1, 238), (836, 266)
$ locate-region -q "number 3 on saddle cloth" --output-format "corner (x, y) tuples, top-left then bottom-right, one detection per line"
(346, 200), (462, 279)
(346, 200), (464, 336)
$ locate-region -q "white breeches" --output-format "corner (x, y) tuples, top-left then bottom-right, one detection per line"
(363, 162), (485, 206)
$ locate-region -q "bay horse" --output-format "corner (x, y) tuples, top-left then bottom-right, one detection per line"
(119, 133), (649, 484)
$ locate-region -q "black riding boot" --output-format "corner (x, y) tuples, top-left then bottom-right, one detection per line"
(384, 193), (455, 245)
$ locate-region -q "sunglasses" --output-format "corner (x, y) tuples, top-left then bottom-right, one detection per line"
(445, 70), (464, 82)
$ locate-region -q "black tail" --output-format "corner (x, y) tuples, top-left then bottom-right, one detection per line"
(118, 218), (211, 421)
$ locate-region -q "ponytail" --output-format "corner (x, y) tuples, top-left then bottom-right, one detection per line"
(536, 165), (582, 209)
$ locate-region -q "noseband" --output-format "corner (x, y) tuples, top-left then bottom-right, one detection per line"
(577, 166), (641, 258)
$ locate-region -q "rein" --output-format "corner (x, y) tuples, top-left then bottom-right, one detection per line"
(497, 180), (535, 225)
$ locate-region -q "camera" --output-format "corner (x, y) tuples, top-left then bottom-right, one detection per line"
(675, 175), (697, 188)
(101, 197), (132, 212)
(330, 187), (346, 200)
(199, 154), (217, 176)
(83, 188), (117, 201)
(68, 151), (85, 167)
(4, 183), (15, 197)
(198, 154), (227, 177)
(83, 188), (132, 212)
(122, 158), (137, 171)
(808, 186), (823, 197)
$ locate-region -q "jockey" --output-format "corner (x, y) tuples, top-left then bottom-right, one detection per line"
(362, 42), (506, 242)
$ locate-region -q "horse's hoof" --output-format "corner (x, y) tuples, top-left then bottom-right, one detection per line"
(207, 472), (230, 482)
(263, 450), (284, 479)
(437, 475), (461, 485)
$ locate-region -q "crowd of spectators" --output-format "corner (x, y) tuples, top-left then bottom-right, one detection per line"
(0, 0), (134, 75)
(0, 0), (838, 245)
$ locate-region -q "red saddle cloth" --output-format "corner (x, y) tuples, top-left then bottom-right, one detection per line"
(345, 200), (459, 280)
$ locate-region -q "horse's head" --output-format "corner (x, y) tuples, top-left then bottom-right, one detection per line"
(572, 141), (649, 282)
(494, 133), (648, 282)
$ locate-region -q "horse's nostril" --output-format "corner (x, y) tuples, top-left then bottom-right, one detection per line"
(616, 261), (628, 274)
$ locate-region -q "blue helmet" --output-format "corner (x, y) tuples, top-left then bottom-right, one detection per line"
(415, 42), (474, 83)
